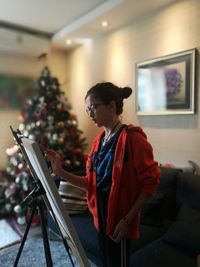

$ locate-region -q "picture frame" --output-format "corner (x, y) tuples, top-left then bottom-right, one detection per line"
(136, 48), (196, 115)
(0, 74), (36, 110)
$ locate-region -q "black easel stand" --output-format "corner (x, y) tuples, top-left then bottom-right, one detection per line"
(13, 183), (53, 267)
(10, 126), (75, 267)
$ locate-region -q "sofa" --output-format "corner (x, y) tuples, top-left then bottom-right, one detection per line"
(48, 167), (200, 267)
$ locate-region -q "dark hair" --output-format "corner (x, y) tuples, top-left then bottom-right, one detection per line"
(85, 82), (132, 115)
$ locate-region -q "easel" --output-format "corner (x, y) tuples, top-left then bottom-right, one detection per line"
(10, 127), (75, 267)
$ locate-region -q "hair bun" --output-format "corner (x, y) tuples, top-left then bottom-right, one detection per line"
(121, 86), (132, 99)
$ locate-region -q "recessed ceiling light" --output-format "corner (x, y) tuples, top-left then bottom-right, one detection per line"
(101, 21), (108, 27)
(65, 39), (72, 45)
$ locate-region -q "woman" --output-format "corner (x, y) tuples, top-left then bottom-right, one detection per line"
(45, 82), (160, 267)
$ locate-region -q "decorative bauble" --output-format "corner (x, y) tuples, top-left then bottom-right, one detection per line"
(57, 121), (65, 128)
(26, 124), (32, 130)
(9, 196), (16, 204)
(57, 103), (62, 109)
(36, 121), (41, 127)
(14, 204), (23, 214)
(41, 120), (47, 127)
(5, 203), (12, 212)
(22, 177), (29, 191)
(15, 175), (21, 184)
(19, 123), (25, 131)
(74, 160), (81, 167)
(6, 184), (17, 198)
(48, 116), (54, 123)
(47, 133), (51, 139)
(6, 167), (11, 173)
(42, 67), (49, 77)
(58, 137), (64, 144)
(10, 157), (18, 166)
(18, 163), (24, 170)
(27, 99), (32, 105)
(52, 85), (57, 91)
(17, 216), (26, 225)
(23, 131), (29, 137)
(10, 170), (16, 176)
(39, 96), (45, 103)
(29, 134), (35, 140)
(52, 133), (58, 140)
(6, 145), (19, 156)
(65, 160), (71, 166)
(40, 79), (46, 87)
(22, 183), (29, 192)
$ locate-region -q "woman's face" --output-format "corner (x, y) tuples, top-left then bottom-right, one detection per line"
(85, 94), (112, 127)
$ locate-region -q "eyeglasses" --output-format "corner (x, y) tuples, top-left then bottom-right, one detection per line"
(86, 103), (104, 115)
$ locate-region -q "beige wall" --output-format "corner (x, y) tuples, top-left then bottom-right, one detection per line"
(66, 0), (200, 168)
(0, 49), (69, 169)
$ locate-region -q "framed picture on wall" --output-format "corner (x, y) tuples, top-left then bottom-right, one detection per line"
(0, 74), (36, 110)
(135, 48), (196, 115)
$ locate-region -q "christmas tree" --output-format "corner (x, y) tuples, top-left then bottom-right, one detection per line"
(0, 66), (87, 224)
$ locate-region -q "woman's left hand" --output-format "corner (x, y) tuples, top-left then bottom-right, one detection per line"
(110, 216), (130, 243)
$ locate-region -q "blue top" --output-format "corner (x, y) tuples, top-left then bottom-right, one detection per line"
(96, 126), (125, 192)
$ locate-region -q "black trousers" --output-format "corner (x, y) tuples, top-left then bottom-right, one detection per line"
(98, 232), (130, 267)
(97, 189), (130, 267)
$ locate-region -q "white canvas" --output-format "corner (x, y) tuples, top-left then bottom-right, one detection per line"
(21, 137), (90, 267)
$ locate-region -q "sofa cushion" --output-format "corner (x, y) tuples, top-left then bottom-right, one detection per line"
(162, 204), (200, 255)
(177, 172), (200, 210)
(141, 167), (179, 227)
(130, 223), (169, 253)
(130, 238), (197, 267)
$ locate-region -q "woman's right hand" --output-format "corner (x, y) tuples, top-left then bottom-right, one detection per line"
(43, 149), (64, 176)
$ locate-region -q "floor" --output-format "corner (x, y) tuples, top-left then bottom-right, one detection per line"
(19, 223), (42, 239)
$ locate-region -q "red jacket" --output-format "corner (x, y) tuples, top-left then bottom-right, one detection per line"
(85, 124), (160, 239)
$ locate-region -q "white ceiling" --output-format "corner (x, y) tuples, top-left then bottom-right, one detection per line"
(0, 0), (177, 57)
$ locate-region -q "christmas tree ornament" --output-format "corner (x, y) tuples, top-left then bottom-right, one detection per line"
(15, 176), (21, 184)
(23, 130), (29, 136)
(27, 99), (32, 105)
(47, 115), (54, 122)
(5, 183), (16, 198)
(57, 103), (62, 109)
(72, 120), (77, 125)
(74, 160), (81, 167)
(58, 137), (64, 144)
(40, 79), (46, 87)
(58, 121), (65, 128)
(10, 157), (18, 166)
(5, 203), (12, 212)
(14, 204), (23, 214)
(6, 145), (19, 156)
(39, 96), (45, 103)
(28, 134), (35, 140)
(65, 160), (71, 166)
(52, 133), (58, 140)
(17, 216), (26, 225)
(36, 121), (41, 127)
(19, 123), (25, 131)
